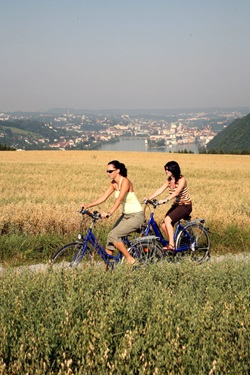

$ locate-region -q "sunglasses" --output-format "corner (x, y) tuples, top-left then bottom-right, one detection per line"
(106, 169), (116, 174)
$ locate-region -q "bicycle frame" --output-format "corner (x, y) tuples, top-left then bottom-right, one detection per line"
(142, 201), (199, 254)
(74, 222), (123, 267)
(73, 210), (147, 267)
(143, 212), (188, 250)
(52, 206), (209, 267)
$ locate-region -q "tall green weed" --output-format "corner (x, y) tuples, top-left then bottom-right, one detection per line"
(0, 259), (249, 374)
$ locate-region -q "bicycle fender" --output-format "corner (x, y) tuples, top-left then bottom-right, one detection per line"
(131, 236), (160, 245)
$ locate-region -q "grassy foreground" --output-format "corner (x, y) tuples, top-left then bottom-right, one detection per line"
(1, 151), (250, 374)
(0, 150), (250, 266)
(0, 259), (249, 374)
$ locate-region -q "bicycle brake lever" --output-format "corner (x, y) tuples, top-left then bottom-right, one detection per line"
(152, 199), (159, 206)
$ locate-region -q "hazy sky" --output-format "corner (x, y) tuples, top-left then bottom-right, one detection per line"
(1, 0), (250, 112)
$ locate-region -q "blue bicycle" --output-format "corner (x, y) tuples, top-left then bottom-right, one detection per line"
(142, 199), (210, 263)
(51, 209), (163, 269)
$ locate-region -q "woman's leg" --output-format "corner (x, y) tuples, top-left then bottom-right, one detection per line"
(107, 212), (144, 265)
(161, 222), (168, 237)
(161, 205), (176, 245)
(112, 241), (136, 264)
(163, 205), (192, 250)
(104, 248), (113, 271)
(164, 216), (174, 247)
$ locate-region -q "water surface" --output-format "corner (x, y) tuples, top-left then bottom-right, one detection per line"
(99, 138), (200, 153)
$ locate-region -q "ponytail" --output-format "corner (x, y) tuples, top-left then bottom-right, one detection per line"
(108, 160), (127, 177)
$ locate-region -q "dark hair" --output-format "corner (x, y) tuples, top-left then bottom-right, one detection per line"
(164, 161), (181, 181)
(108, 160), (127, 177)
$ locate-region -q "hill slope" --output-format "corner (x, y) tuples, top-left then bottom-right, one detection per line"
(0, 119), (65, 138)
(0, 119), (68, 150)
(207, 113), (250, 153)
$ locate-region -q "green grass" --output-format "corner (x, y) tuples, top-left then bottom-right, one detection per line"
(0, 260), (249, 374)
(0, 233), (65, 267)
(0, 219), (249, 268)
(1, 125), (41, 137)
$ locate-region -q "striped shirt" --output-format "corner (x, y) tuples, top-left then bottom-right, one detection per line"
(169, 180), (192, 205)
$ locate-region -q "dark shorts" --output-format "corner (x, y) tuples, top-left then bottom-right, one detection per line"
(165, 204), (192, 226)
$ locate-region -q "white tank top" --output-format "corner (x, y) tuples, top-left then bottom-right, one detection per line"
(114, 178), (143, 214)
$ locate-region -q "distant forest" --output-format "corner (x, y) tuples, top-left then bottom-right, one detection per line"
(0, 144), (16, 151)
(203, 113), (250, 154)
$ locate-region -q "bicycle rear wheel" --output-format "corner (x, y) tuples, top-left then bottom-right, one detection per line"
(51, 242), (93, 268)
(175, 223), (210, 263)
(124, 238), (163, 265)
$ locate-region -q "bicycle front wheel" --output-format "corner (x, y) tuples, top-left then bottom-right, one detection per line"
(175, 223), (210, 263)
(51, 242), (93, 268)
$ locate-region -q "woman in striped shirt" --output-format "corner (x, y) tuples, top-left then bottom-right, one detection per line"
(147, 160), (192, 252)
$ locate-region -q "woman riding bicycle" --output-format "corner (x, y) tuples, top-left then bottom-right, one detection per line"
(82, 160), (145, 265)
(146, 160), (192, 252)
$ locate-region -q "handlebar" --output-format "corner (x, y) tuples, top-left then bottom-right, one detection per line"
(142, 199), (160, 208)
(80, 200), (164, 219)
(143, 198), (168, 208)
(79, 208), (102, 221)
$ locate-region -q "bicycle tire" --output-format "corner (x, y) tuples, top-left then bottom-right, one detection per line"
(51, 242), (93, 268)
(121, 238), (163, 265)
(175, 222), (210, 263)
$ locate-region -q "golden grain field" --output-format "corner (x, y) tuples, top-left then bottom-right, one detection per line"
(1, 150), (250, 251)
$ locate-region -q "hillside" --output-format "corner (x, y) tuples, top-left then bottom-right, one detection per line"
(0, 119), (66, 138)
(207, 113), (250, 153)
(0, 119), (70, 150)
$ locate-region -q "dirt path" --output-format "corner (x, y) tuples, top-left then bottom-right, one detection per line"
(1, 253), (249, 275)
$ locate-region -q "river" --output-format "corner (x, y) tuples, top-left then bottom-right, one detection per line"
(99, 138), (200, 153)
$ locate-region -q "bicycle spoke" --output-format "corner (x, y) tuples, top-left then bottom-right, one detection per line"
(51, 242), (94, 269)
(129, 239), (163, 265)
(175, 223), (210, 263)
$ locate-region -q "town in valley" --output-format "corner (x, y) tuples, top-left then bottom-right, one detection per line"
(0, 108), (248, 152)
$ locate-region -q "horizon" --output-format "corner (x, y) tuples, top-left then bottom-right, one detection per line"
(2, 105), (250, 116)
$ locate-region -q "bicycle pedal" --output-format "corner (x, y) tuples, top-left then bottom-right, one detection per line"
(163, 250), (175, 257)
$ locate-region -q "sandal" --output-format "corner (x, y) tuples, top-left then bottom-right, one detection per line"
(162, 244), (175, 253)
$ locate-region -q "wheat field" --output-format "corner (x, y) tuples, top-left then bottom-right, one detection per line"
(1, 150), (250, 254)
(1, 150), (250, 373)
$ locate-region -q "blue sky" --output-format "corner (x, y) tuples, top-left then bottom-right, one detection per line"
(1, 0), (250, 112)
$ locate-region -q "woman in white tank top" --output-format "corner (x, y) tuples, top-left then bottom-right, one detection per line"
(82, 160), (145, 266)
